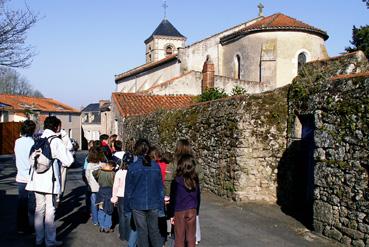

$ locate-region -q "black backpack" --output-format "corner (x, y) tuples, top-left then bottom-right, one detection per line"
(29, 135), (59, 174)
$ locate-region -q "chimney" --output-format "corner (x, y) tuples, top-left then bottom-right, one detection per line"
(201, 55), (215, 93)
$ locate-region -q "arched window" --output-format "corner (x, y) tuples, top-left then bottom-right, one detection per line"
(234, 55), (241, 79)
(298, 52), (307, 73)
(165, 45), (174, 56)
(148, 46), (152, 62)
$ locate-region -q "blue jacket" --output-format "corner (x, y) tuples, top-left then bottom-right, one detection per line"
(124, 156), (164, 214)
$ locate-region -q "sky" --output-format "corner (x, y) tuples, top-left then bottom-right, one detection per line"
(8, 0), (369, 109)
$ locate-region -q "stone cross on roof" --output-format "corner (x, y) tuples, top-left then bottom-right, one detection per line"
(162, 0), (168, 20)
(258, 3), (264, 17)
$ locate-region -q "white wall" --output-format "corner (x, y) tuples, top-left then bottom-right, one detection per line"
(116, 61), (181, 93)
(222, 31), (327, 89)
(145, 71), (202, 95)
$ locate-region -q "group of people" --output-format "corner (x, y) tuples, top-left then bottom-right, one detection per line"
(14, 116), (202, 247)
(83, 135), (202, 247)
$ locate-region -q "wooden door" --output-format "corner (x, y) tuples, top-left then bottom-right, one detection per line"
(0, 122), (22, 155)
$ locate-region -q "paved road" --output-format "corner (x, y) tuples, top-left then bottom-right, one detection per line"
(0, 152), (341, 247)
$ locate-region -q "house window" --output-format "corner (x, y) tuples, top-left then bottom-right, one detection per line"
(298, 52), (307, 73)
(165, 45), (173, 56)
(0, 111), (8, 122)
(234, 55), (241, 79)
(69, 113), (72, 122)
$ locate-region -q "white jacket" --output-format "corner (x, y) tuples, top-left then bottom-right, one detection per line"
(26, 129), (74, 194)
(14, 136), (34, 183)
(85, 162), (100, 192)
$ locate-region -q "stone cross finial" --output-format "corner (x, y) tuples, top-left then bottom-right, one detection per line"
(162, 0), (168, 20)
(258, 3), (264, 17)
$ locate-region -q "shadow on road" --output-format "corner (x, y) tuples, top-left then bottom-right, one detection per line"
(56, 186), (90, 239)
(0, 190), (34, 247)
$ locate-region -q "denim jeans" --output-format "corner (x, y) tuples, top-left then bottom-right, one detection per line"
(98, 209), (112, 230)
(17, 182), (35, 232)
(34, 192), (57, 246)
(118, 197), (128, 240)
(132, 209), (162, 247)
(90, 192), (98, 225)
(125, 212), (138, 247)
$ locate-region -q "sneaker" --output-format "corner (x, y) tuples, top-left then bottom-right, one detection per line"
(196, 241), (200, 245)
(48, 240), (63, 247)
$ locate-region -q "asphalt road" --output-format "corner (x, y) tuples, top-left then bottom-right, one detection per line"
(0, 151), (341, 247)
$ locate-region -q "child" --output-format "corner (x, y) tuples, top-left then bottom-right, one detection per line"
(149, 146), (169, 243)
(111, 156), (128, 241)
(85, 144), (105, 226)
(173, 139), (202, 245)
(168, 154), (200, 247)
(111, 140), (125, 170)
(149, 146), (168, 184)
(93, 160), (116, 233)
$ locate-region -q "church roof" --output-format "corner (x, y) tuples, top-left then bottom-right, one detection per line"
(145, 19), (185, 44)
(115, 54), (178, 82)
(112, 93), (194, 117)
(221, 13), (329, 44)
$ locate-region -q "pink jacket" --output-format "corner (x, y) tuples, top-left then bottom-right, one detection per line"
(111, 169), (127, 203)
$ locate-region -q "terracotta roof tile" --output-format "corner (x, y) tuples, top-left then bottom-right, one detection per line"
(221, 13), (328, 44)
(0, 94), (80, 113)
(112, 93), (194, 117)
(330, 71), (369, 81)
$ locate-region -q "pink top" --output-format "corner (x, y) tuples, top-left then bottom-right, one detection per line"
(111, 169), (127, 203)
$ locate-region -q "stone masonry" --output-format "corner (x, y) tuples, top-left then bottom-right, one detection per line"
(288, 51), (369, 246)
(121, 87), (288, 202)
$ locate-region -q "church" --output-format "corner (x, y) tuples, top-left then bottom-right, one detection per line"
(114, 5), (329, 96)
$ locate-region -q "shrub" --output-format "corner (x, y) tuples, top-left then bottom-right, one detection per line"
(196, 87), (228, 102)
(231, 85), (247, 95)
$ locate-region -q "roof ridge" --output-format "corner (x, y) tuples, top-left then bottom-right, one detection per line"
(0, 93), (52, 100)
(266, 13), (280, 27)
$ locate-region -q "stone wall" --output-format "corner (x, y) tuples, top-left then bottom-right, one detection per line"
(288, 51), (369, 245)
(121, 87), (288, 202)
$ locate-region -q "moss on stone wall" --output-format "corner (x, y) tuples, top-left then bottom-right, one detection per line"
(288, 51), (369, 245)
(121, 87), (288, 202)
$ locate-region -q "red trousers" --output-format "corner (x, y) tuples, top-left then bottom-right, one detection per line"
(174, 208), (196, 247)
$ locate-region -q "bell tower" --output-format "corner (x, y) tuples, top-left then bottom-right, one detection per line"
(144, 1), (186, 63)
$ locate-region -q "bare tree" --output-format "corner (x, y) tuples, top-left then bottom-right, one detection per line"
(0, 0), (38, 68)
(0, 67), (43, 97)
(364, 0), (369, 8)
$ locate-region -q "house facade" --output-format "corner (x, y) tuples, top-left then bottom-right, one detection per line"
(0, 94), (81, 147)
(81, 103), (101, 143)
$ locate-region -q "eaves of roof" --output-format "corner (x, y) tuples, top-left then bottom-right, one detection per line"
(115, 54), (178, 83)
